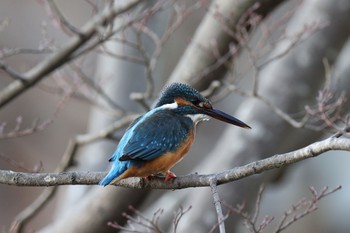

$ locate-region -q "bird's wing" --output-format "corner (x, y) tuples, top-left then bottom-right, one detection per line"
(119, 110), (192, 161)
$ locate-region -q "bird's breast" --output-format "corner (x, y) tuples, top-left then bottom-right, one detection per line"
(158, 127), (195, 170)
(148, 127), (195, 172)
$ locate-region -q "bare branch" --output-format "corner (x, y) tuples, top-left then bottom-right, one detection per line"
(258, 23), (324, 70)
(224, 184), (273, 233)
(46, 0), (82, 36)
(252, 184), (265, 224)
(307, 89), (348, 133)
(8, 114), (137, 232)
(0, 117), (52, 140)
(70, 64), (126, 113)
(109, 206), (160, 232)
(121, 205), (164, 233)
(209, 177), (226, 233)
(0, 48), (53, 59)
(257, 94), (310, 128)
(201, 80), (222, 98)
(10, 187), (56, 233)
(274, 185), (342, 233)
(0, 61), (26, 80)
(107, 205), (191, 233)
(172, 206), (192, 233)
(0, 0), (143, 108)
(168, 0), (284, 85)
(1, 137), (349, 188)
(9, 138), (79, 233)
(0, 153), (42, 173)
(132, 23), (155, 100)
(98, 45), (145, 64)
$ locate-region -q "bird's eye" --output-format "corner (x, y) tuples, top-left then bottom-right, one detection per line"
(191, 99), (201, 106)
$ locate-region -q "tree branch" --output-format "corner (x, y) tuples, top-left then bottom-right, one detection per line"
(0, 0), (143, 108)
(46, 0), (83, 36)
(168, 0), (284, 88)
(0, 61), (26, 80)
(210, 177), (226, 233)
(1, 137), (349, 188)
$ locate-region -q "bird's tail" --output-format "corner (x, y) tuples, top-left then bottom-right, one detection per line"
(99, 163), (125, 186)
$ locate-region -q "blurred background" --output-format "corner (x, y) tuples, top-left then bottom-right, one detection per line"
(0, 0), (350, 232)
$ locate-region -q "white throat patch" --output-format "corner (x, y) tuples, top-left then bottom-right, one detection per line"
(186, 114), (211, 124)
(158, 102), (178, 110)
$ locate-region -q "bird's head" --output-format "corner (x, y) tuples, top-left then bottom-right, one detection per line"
(155, 83), (251, 129)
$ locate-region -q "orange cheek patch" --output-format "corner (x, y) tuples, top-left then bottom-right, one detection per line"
(174, 97), (192, 106)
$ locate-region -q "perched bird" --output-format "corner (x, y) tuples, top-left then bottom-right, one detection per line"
(99, 83), (250, 186)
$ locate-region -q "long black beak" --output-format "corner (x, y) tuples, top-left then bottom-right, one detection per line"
(202, 108), (251, 129)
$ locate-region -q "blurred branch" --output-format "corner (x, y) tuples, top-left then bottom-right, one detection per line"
(201, 80), (222, 98)
(8, 114), (137, 233)
(9, 139), (77, 233)
(168, 0), (284, 88)
(10, 188), (56, 233)
(172, 206), (192, 233)
(70, 64), (126, 113)
(225, 184), (274, 233)
(0, 82), (81, 140)
(0, 61), (26, 80)
(0, 117), (51, 140)
(46, 0), (82, 35)
(0, 153), (42, 173)
(107, 205), (191, 232)
(108, 206), (164, 232)
(129, 1), (208, 110)
(252, 184), (265, 224)
(0, 0), (143, 108)
(226, 185), (341, 233)
(1, 136), (349, 188)
(273, 185), (342, 233)
(0, 48), (54, 59)
(209, 177), (226, 233)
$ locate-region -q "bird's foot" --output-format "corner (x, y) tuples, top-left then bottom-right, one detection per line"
(164, 171), (176, 182)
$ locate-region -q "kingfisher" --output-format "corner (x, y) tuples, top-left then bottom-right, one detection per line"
(99, 83), (250, 186)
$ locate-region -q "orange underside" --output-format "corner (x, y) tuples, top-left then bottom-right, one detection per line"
(110, 129), (195, 184)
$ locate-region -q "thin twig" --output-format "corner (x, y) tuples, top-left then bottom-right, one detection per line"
(0, 117), (51, 140)
(109, 205), (164, 232)
(0, 48), (53, 59)
(129, 22), (155, 103)
(0, 153), (42, 173)
(9, 139), (77, 233)
(9, 187), (56, 233)
(201, 80), (222, 98)
(227, 86), (310, 128)
(252, 184), (265, 224)
(70, 64), (126, 113)
(46, 0), (83, 35)
(210, 177), (226, 233)
(0, 0), (143, 108)
(0, 61), (26, 81)
(274, 185), (342, 233)
(8, 114), (137, 233)
(98, 46), (145, 64)
(258, 94), (310, 128)
(258, 23), (321, 70)
(172, 206), (192, 233)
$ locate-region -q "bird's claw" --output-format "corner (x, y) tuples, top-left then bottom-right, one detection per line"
(165, 171), (176, 182)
